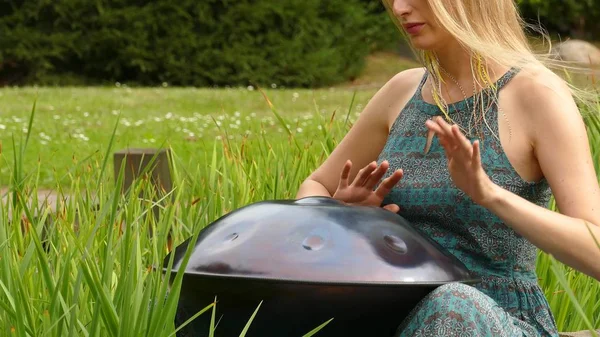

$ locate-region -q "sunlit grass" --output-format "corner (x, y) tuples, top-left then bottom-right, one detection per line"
(0, 85), (378, 188)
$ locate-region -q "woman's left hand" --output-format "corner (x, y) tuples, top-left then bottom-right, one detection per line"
(425, 116), (497, 206)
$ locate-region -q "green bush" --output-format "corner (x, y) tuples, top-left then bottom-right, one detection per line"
(517, 0), (600, 40)
(358, 0), (404, 52)
(0, 0), (385, 88)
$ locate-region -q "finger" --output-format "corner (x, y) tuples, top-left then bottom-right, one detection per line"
(364, 160), (389, 189)
(425, 119), (456, 154)
(374, 169), (403, 199)
(353, 161), (377, 187)
(448, 126), (475, 166)
(428, 118), (457, 151)
(437, 118), (462, 149)
(438, 137), (448, 148)
(425, 118), (441, 132)
(451, 124), (473, 152)
(338, 160), (352, 189)
(383, 204), (400, 213)
(444, 123), (471, 152)
(437, 135), (456, 161)
(425, 119), (446, 139)
(434, 116), (454, 138)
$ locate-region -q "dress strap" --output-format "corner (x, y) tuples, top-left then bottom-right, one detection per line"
(415, 66), (519, 94)
(493, 67), (520, 91)
(411, 68), (428, 100)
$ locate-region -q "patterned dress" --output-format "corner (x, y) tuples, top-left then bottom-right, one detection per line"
(377, 68), (560, 337)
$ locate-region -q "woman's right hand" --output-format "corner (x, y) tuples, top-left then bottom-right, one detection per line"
(332, 159), (403, 213)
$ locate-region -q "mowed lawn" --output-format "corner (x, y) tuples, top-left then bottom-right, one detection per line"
(0, 53), (419, 188)
(0, 84), (381, 187)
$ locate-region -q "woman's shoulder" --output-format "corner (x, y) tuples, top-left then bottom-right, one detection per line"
(386, 67), (427, 92)
(502, 66), (590, 177)
(359, 66), (426, 104)
(500, 66), (581, 135)
(506, 66), (576, 116)
(373, 67), (427, 128)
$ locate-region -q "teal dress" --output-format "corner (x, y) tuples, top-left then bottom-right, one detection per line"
(377, 68), (559, 337)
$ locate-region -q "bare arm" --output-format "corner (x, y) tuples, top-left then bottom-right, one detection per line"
(482, 185), (600, 280)
(296, 68), (424, 199)
(482, 75), (600, 280)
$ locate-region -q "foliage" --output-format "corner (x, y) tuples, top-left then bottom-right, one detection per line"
(517, 0), (600, 40)
(357, 0), (404, 52)
(0, 0), (388, 88)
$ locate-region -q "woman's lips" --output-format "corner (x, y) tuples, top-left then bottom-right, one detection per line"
(403, 22), (425, 35)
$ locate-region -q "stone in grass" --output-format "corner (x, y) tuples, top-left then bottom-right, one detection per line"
(551, 39), (600, 67)
(1, 188), (82, 251)
(1, 188), (69, 219)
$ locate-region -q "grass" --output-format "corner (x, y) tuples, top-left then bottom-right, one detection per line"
(0, 85), (381, 188)
(0, 53), (420, 188)
(0, 52), (599, 336)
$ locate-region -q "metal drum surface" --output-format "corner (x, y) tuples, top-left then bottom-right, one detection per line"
(164, 197), (479, 337)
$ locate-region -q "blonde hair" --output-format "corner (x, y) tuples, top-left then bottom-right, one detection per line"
(381, 0), (598, 135)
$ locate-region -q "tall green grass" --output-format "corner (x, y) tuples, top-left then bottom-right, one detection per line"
(0, 88), (599, 336)
(0, 109), (210, 337)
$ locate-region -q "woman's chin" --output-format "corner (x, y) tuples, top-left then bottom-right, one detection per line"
(407, 37), (437, 51)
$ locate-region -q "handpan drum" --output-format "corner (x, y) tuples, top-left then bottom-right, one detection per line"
(164, 196), (479, 337)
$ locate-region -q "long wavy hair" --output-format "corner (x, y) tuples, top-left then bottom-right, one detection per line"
(381, 0), (597, 135)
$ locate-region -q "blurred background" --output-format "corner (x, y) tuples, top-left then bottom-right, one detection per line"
(0, 0), (598, 89)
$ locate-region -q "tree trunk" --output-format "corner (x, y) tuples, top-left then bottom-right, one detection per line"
(572, 15), (587, 40)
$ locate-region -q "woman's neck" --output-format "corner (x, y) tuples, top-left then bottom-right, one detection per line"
(433, 42), (474, 83)
(429, 40), (508, 94)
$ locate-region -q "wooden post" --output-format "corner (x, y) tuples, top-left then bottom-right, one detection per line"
(113, 148), (173, 220)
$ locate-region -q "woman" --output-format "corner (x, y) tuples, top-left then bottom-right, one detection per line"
(296, 0), (600, 336)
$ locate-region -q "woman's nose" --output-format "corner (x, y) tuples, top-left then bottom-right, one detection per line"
(392, 0), (412, 18)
